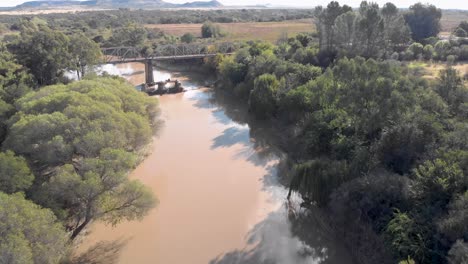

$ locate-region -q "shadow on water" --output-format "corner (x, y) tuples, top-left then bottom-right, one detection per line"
(209, 203), (353, 264)
(187, 87), (354, 263)
(185, 87), (283, 168)
(212, 126), (250, 149)
(72, 239), (130, 264)
(158, 69), (354, 264)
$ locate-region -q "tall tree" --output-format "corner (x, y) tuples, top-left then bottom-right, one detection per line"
(333, 11), (357, 55)
(382, 2), (411, 52)
(314, 1), (352, 51)
(69, 33), (102, 80)
(355, 2), (385, 58)
(404, 3), (442, 42)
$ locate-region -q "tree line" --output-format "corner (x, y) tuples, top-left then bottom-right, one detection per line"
(213, 2), (468, 263)
(313, 1), (467, 63)
(0, 9), (315, 27)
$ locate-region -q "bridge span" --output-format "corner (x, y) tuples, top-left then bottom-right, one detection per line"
(102, 43), (237, 84)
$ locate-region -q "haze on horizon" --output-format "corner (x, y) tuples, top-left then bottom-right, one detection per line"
(1, 0), (468, 10)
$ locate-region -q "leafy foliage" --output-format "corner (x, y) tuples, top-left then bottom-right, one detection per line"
(201, 21), (222, 38)
(0, 151), (34, 194)
(215, 16), (468, 262)
(0, 192), (68, 264)
(248, 74), (279, 119)
(1, 77), (159, 240)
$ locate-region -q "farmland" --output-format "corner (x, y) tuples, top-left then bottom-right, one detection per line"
(145, 19), (315, 42)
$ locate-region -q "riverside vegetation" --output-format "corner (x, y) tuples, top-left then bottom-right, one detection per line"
(0, 18), (159, 263)
(212, 2), (468, 264)
(0, 1), (467, 263)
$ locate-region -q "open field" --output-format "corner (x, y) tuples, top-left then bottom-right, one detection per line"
(145, 19), (315, 42)
(440, 10), (468, 35)
(408, 61), (468, 79)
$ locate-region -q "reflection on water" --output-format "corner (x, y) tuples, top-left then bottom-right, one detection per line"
(77, 63), (352, 264)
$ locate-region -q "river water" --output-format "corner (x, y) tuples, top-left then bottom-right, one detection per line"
(77, 62), (352, 264)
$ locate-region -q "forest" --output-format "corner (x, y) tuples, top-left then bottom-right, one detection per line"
(0, 1), (466, 263)
(213, 2), (468, 264)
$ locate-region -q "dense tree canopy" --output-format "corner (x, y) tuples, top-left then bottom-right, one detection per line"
(314, 1), (410, 59)
(8, 24), (72, 85)
(0, 74), (160, 252)
(0, 192), (68, 264)
(215, 25), (468, 263)
(0, 151), (34, 194)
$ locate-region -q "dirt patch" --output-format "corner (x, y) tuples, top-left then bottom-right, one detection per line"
(408, 61), (468, 80)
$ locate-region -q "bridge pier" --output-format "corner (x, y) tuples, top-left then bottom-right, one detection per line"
(145, 59), (154, 84)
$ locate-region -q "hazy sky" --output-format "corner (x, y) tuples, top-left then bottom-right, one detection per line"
(1, 0), (467, 9)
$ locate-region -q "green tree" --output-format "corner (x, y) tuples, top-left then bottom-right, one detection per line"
(288, 159), (349, 206)
(0, 151), (34, 194)
(0, 192), (68, 264)
(355, 2), (385, 58)
(38, 149), (156, 239)
(248, 74), (279, 119)
(382, 2), (411, 51)
(434, 40), (451, 60)
(109, 23), (147, 47)
(414, 158), (465, 205)
(69, 33), (102, 80)
(333, 11), (357, 54)
(314, 1), (352, 51)
(3, 78), (159, 168)
(2, 77), (159, 239)
(181, 32), (195, 43)
(201, 21), (221, 38)
(385, 211), (427, 262)
(423, 44), (435, 60)
(407, 43), (424, 59)
(8, 25), (72, 85)
(0, 44), (33, 104)
(404, 3), (442, 42)
(436, 67), (467, 115)
(454, 21), (468, 37)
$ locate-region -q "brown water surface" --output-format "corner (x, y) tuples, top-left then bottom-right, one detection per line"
(78, 63), (352, 264)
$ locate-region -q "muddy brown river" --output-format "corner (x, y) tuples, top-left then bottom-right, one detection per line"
(77, 63), (352, 264)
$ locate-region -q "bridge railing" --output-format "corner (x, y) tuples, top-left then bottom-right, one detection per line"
(102, 42), (239, 63)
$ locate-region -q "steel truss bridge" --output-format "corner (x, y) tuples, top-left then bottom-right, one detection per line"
(101, 42), (238, 64)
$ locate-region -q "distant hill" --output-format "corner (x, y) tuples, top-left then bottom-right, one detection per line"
(13, 0), (223, 9)
(180, 0), (222, 8)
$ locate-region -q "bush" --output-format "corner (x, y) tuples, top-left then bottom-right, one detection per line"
(181, 32), (195, 43)
(454, 27), (467, 38)
(423, 44), (435, 60)
(201, 21), (221, 38)
(408, 43), (424, 58)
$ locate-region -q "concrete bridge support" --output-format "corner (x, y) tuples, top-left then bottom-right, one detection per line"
(145, 59), (154, 84)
